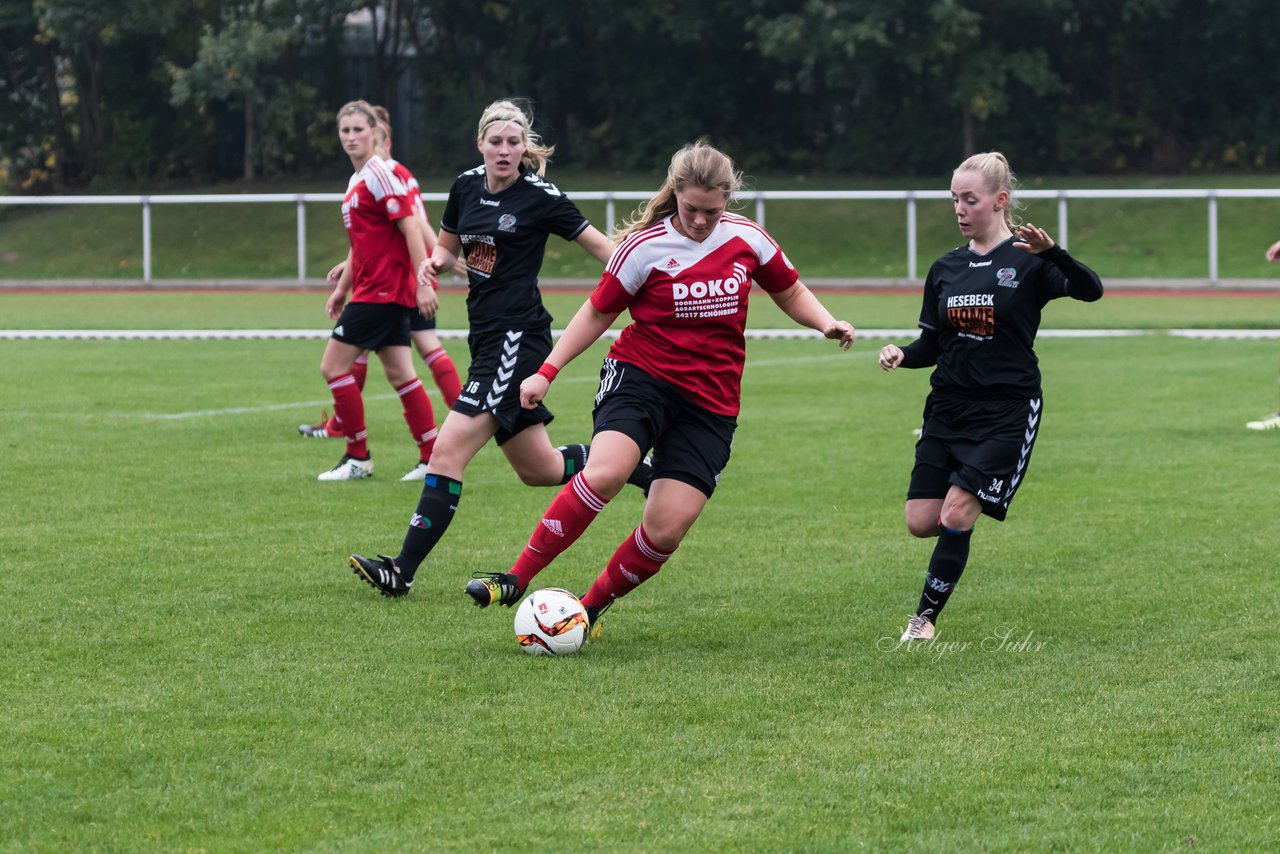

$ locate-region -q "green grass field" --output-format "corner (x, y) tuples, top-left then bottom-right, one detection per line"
(4, 173), (1280, 281)
(1, 292), (1278, 850)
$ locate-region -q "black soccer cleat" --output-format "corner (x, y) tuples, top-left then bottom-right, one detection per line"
(349, 553), (412, 598)
(465, 572), (524, 608)
(584, 599), (612, 640)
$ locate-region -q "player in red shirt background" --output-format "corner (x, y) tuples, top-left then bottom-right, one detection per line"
(464, 140), (856, 633)
(313, 100), (438, 482)
(300, 106), (462, 481)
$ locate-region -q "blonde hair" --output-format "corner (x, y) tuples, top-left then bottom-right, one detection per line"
(954, 151), (1023, 229)
(476, 99), (554, 176)
(371, 104), (392, 157)
(614, 140), (743, 243)
(335, 100), (378, 130)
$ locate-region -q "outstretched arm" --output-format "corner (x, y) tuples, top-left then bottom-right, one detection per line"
(519, 299), (622, 408)
(574, 225), (615, 265)
(1014, 222), (1103, 301)
(768, 280), (856, 349)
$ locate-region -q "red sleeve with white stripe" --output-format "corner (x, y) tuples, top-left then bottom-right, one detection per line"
(589, 223), (664, 313)
(723, 213), (798, 294)
(365, 159), (413, 223)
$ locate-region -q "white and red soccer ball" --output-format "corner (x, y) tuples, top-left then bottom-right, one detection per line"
(513, 588), (589, 655)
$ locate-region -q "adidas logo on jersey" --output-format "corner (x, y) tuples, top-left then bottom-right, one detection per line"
(664, 257), (681, 269)
(541, 518), (564, 537)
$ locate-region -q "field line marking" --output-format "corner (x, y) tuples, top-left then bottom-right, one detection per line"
(139, 351), (870, 421)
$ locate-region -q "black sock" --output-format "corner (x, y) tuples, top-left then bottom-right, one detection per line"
(626, 455), (653, 495)
(395, 474), (463, 579)
(557, 444), (589, 484)
(915, 525), (972, 623)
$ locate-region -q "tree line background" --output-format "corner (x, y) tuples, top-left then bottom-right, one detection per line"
(2, 0), (1277, 193)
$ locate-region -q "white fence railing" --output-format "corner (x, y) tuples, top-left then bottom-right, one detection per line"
(5, 189), (1280, 284)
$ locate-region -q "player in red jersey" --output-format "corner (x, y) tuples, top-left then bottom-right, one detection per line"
(300, 107), (462, 479)
(313, 100), (439, 482)
(463, 140), (856, 633)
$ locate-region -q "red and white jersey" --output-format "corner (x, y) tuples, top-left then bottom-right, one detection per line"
(342, 157), (415, 306)
(386, 158), (431, 229)
(590, 212), (799, 416)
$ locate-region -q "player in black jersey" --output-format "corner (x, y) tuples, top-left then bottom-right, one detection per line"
(347, 99), (649, 598)
(1245, 239), (1280, 430)
(879, 152), (1103, 641)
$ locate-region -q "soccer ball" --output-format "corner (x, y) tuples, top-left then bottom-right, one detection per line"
(514, 588), (589, 656)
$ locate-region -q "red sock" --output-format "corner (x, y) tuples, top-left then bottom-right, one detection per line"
(580, 525), (673, 610)
(329, 373), (367, 458)
(326, 354), (370, 435)
(423, 347), (462, 407)
(509, 472), (608, 589)
(352, 353), (369, 390)
(396, 377), (437, 463)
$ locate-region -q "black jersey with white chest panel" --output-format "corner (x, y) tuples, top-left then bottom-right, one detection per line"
(440, 166), (590, 334)
(916, 238), (1102, 399)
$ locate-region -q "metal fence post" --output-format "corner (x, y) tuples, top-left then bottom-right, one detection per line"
(755, 192), (766, 228)
(605, 193), (616, 235)
(1057, 191), (1069, 251)
(906, 191), (918, 281)
(296, 196), (307, 282)
(142, 196), (152, 284)
(1208, 191), (1219, 285)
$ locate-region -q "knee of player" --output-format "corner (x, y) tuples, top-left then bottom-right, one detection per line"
(579, 461), (631, 501)
(906, 519), (940, 539)
(511, 460), (559, 487)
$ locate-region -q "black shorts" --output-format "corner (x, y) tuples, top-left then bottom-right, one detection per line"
(331, 302), (412, 351)
(907, 392), (1043, 521)
(409, 309), (437, 333)
(453, 326), (554, 444)
(592, 359), (737, 498)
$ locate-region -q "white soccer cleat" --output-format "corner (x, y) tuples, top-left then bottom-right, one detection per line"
(318, 455), (373, 481)
(1245, 412), (1280, 431)
(399, 462), (429, 482)
(900, 613), (935, 641)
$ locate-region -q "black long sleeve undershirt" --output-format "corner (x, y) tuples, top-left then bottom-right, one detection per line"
(1039, 244), (1104, 302)
(899, 327), (941, 369)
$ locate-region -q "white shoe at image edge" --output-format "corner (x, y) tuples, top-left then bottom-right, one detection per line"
(318, 456), (373, 481)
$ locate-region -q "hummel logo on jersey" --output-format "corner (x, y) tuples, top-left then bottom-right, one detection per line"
(969, 260), (993, 267)
(479, 198), (500, 207)
(541, 518), (564, 537)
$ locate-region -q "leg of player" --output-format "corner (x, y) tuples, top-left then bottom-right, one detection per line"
(375, 344), (437, 481)
(299, 353), (370, 439)
(1245, 364), (1280, 430)
(467, 430), (643, 608)
(316, 339), (373, 481)
(578, 477), (708, 635)
(412, 329), (462, 408)
(348, 409), (495, 597)
(901, 488), (981, 640)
